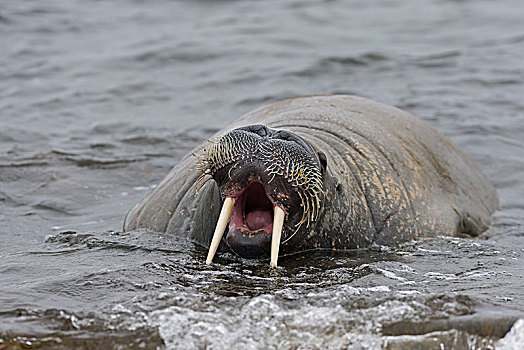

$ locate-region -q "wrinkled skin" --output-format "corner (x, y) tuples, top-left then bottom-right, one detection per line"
(124, 95), (498, 258)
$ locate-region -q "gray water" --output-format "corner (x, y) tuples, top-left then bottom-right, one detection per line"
(1, 0), (524, 349)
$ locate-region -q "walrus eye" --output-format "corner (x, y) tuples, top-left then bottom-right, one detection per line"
(317, 151), (327, 174)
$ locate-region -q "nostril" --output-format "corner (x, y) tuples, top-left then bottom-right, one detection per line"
(257, 126), (268, 137)
(242, 124), (268, 137)
(275, 130), (289, 139)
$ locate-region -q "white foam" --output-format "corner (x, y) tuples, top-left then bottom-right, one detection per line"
(496, 319), (524, 350)
(149, 295), (383, 350)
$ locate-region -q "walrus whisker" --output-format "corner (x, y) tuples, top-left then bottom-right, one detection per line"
(296, 191), (307, 227)
(270, 206), (285, 267)
(193, 175), (211, 195)
(315, 192), (320, 219)
(193, 169), (214, 194)
(304, 191), (311, 228)
(281, 224), (301, 245)
(308, 191), (316, 224)
(206, 197), (235, 265)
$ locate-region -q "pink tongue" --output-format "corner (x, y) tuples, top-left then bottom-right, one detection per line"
(246, 209), (272, 231)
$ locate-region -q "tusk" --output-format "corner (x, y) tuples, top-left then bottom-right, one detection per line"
(270, 206), (285, 267)
(206, 197), (235, 265)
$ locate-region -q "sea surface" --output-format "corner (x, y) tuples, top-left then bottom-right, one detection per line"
(1, 0), (523, 349)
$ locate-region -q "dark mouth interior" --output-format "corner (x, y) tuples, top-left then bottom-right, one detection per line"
(230, 182), (274, 232)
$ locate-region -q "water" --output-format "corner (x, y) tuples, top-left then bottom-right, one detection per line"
(1, 0), (523, 348)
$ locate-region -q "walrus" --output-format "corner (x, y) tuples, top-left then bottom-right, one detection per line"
(124, 95), (498, 266)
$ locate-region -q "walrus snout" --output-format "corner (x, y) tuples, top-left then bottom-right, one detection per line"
(225, 229), (271, 258)
(193, 124), (325, 266)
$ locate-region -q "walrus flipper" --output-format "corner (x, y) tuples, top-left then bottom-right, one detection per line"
(124, 153), (221, 247)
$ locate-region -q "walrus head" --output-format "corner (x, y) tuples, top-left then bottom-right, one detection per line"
(193, 124), (327, 266)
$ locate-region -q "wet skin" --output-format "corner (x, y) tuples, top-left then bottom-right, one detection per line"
(124, 95), (499, 264)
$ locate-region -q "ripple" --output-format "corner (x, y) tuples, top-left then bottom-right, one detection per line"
(1, 0), (524, 348)
(289, 52), (390, 78)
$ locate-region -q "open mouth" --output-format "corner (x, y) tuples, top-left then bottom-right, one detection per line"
(205, 181), (286, 267)
(229, 182), (274, 233)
